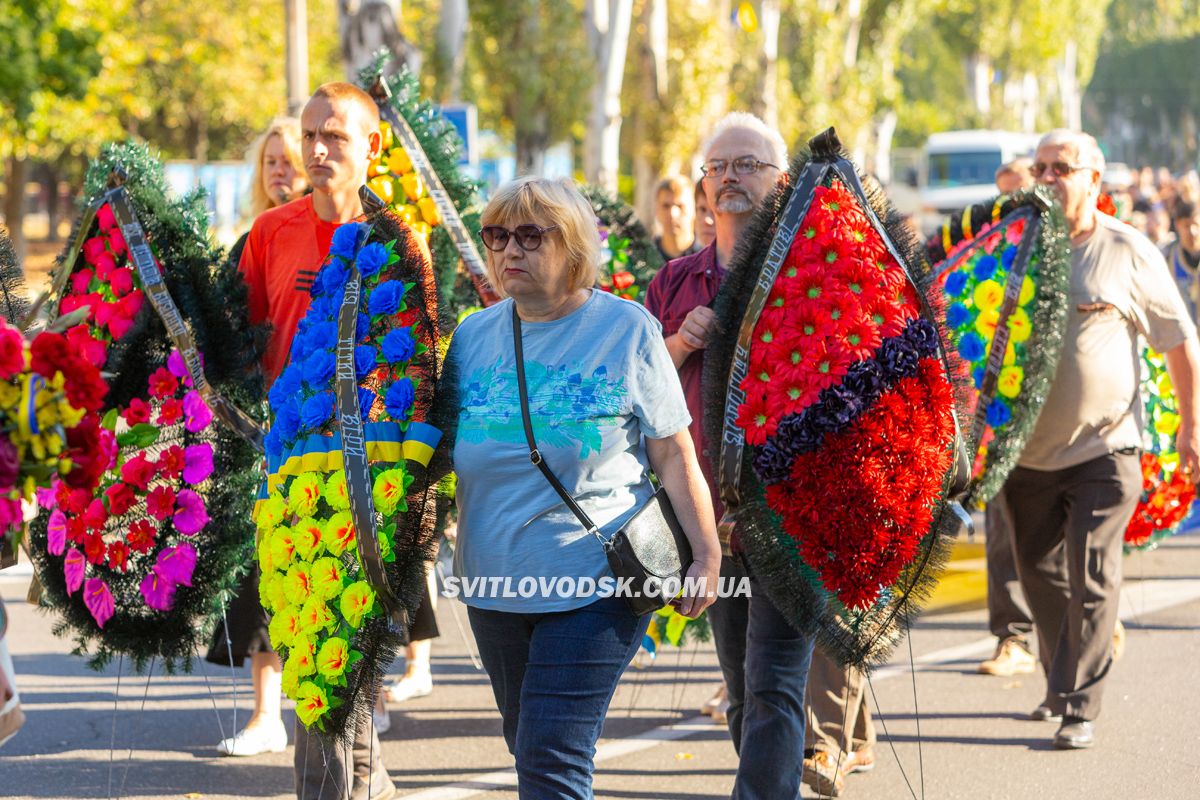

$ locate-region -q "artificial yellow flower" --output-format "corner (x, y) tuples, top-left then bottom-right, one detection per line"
(268, 605), (303, 649)
(997, 366), (1025, 399)
(974, 308), (1000, 340)
(311, 557), (345, 601)
(258, 493), (289, 532)
(269, 525), (298, 568)
(325, 471), (350, 511)
(323, 511), (356, 556)
(340, 580), (376, 628)
(295, 681), (330, 727)
(288, 473), (324, 518)
(1018, 275), (1035, 306)
(288, 635), (317, 677)
(316, 637), (352, 681)
(1156, 412), (1181, 436)
(973, 279), (1004, 312)
(281, 657), (301, 697)
(292, 517), (325, 560)
(1006, 308), (1032, 344)
(372, 467), (410, 516)
(299, 596), (335, 636)
(284, 562), (314, 606)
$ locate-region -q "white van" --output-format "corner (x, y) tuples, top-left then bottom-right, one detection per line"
(918, 130), (1042, 232)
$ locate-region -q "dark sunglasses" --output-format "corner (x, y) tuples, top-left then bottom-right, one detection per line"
(479, 224), (558, 252)
(1031, 161), (1095, 178)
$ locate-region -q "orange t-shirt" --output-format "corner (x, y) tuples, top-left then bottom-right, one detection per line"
(238, 195), (339, 382)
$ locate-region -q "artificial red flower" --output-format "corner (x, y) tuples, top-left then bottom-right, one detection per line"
(156, 445), (185, 481)
(126, 519), (157, 554)
(148, 367), (179, 399)
(124, 397), (152, 425)
(108, 226), (128, 258)
(735, 392), (778, 446)
(82, 498), (109, 532)
(82, 236), (108, 266)
(105, 482), (137, 517)
(70, 268), (95, 296)
(96, 204), (117, 233)
(83, 532), (107, 565)
(120, 453), (157, 490)
(146, 486), (176, 521)
(0, 325), (24, 379)
(109, 266), (134, 298)
(66, 324), (109, 369)
(62, 418), (112, 491)
(107, 541), (130, 572)
(61, 355), (108, 413)
(30, 331), (72, 379)
(158, 397), (183, 425)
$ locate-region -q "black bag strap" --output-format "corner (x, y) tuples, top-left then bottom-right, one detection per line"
(511, 304), (605, 543)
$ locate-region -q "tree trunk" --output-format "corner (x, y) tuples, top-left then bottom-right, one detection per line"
(44, 164), (61, 244)
(190, 114), (210, 163)
(338, 0), (421, 80)
(873, 111), (897, 186)
(755, 0), (780, 129)
(3, 156), (28, 265)
(516, 112), (549, 176)
(584, 0), (634, 192)
(285, 0), (310, 115)
(969, 54), (991, 117)
(437, 0), (469, 101)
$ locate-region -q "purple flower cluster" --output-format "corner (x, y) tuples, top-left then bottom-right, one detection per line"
(752, 318), (941, 485)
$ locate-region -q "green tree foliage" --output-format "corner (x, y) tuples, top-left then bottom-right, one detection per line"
(464, 0), (594, 173)
(0, 0), (101, 120)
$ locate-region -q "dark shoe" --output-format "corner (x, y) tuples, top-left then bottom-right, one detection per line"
(1053, 717), (1094, 749)
(1030, 704), (1062, 722)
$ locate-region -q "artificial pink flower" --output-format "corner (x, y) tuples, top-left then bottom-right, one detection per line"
(139, 571), (177, 611)
(109, 266), (134, 297)
(155, 542), (196, 587)
(157, 397), (183, 425)
(0, 325), (22, 380)
(82, 236), (108, 266)
(83, 578), (115, 628)
(82, 498), (109, 532)
(167, 349), (197, 386)
(182, 444), (214, 485)
(146, 485), (176, 521)
(183, 390), (212, 433)
(148, 367), (178, 399)
(93, 252), (117, 282)
(120, 453), (156, 489)
(64, 548), (86, 594)
(70, 268), (95, 296)
(104, 482), (136, 516)
(173, 489), (209, 535)
(157, 444), (185, 480)
(108, 227), (127, 258)
(123, 397), (151, 426)
(66, 324), (108, 368)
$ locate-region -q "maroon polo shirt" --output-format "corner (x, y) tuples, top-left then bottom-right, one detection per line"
(644, 242), (726, 525)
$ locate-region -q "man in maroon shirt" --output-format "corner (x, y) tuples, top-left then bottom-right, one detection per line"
(646, 113), (817, 800)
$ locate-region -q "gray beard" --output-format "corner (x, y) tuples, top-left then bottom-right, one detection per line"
(716, 192), (753, 214)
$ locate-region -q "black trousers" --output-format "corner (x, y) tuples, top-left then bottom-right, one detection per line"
(1004, 452), (1141, 721)
(985, 486), (1034, 641)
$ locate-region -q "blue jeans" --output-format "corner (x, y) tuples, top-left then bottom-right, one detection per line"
(468, 595), (650, 799)
(707, 555), (815, 800)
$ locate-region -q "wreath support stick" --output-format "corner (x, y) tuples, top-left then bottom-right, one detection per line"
(335, 212), (410, 639)
(101, 170), (265, 449)
(368, 77), (501, 308)
(26, 199), (102, 328)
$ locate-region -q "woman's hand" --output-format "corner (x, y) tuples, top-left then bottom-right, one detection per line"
(674, 557), (720, 618)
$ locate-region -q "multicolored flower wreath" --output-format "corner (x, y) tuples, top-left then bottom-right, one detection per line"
(257, 211), (450, 738)
(581, 185), (665, 303)
(704, 130), (967, 666)
(0, 275), (108, 552)
(927, 188), (1070, 508)
(27, 142), (266, 671)
(1125, 347), (1196, 550)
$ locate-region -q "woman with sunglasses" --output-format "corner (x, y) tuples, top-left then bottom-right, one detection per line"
(445, 176), (721, 798)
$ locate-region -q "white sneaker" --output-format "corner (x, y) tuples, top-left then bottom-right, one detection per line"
(217, 720), (288, 757)
(372, 706), (391, 734)
(385, 671), (433, 703)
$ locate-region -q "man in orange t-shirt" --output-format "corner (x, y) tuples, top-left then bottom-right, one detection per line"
(240, 82), (399, 800)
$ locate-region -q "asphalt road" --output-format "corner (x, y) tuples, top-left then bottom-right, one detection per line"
(2, 533), (1198, 800)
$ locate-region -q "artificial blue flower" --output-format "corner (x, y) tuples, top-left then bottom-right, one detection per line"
(381, 327), (416, 364)
(264, 425), (283, 459)
(330, 223), (362, 262)
(318, 259), (350, 297)
(844, 360), (886, 400)
(385, 377), (416, 421)
(269, 364), (303, 408)
(301, 391), (336, 431)
(903, 318), (940, 355)
(358, 387), (377, 419)
(946, 302), (972, 330)
(972, 366), (986, 389)
(302, 348), (337, 390)
(308, 291), (340, 322)
(985, 398), (1012, 428)
(878, 337), (921, 379)
(358, 242), (389, 278)
(945, 271), (969, 297)
(356, 312), (371, 342)
(1001, 244), (1018, 270)
(973, 255), (998, 282)
(368, 280), (407, 317)
(959, 331), (986, 362)
(274, 397), (301, 443)
(354, 345), (378, 378)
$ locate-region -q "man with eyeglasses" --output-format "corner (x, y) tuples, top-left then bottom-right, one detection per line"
(1003, 130), (1200, 750)
(646, 113), (819, 799)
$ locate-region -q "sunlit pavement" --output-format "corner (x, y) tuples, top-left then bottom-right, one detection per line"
(2, 532), (1198, 800)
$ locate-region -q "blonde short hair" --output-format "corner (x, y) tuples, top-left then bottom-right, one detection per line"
(247, 117), (304, 218)
(1038, 129), (1106, 174)
(480, 177), (601, 296)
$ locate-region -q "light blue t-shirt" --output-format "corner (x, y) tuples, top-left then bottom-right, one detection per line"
(448, 290), (691, 611)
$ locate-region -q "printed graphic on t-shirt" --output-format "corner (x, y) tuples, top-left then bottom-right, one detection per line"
(459, 360), (627, 456)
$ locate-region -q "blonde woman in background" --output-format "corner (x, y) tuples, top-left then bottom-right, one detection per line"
(204, 116), (308, 758)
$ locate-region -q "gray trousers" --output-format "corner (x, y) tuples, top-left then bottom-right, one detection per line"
(294, 709), (392, 800)
(1005, 452), (1141, 721)
(804, 646), (875, 758)
(985, 486), (1034, 641)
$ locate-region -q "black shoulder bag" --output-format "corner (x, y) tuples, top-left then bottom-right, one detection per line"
(511, 304), (693, 616)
